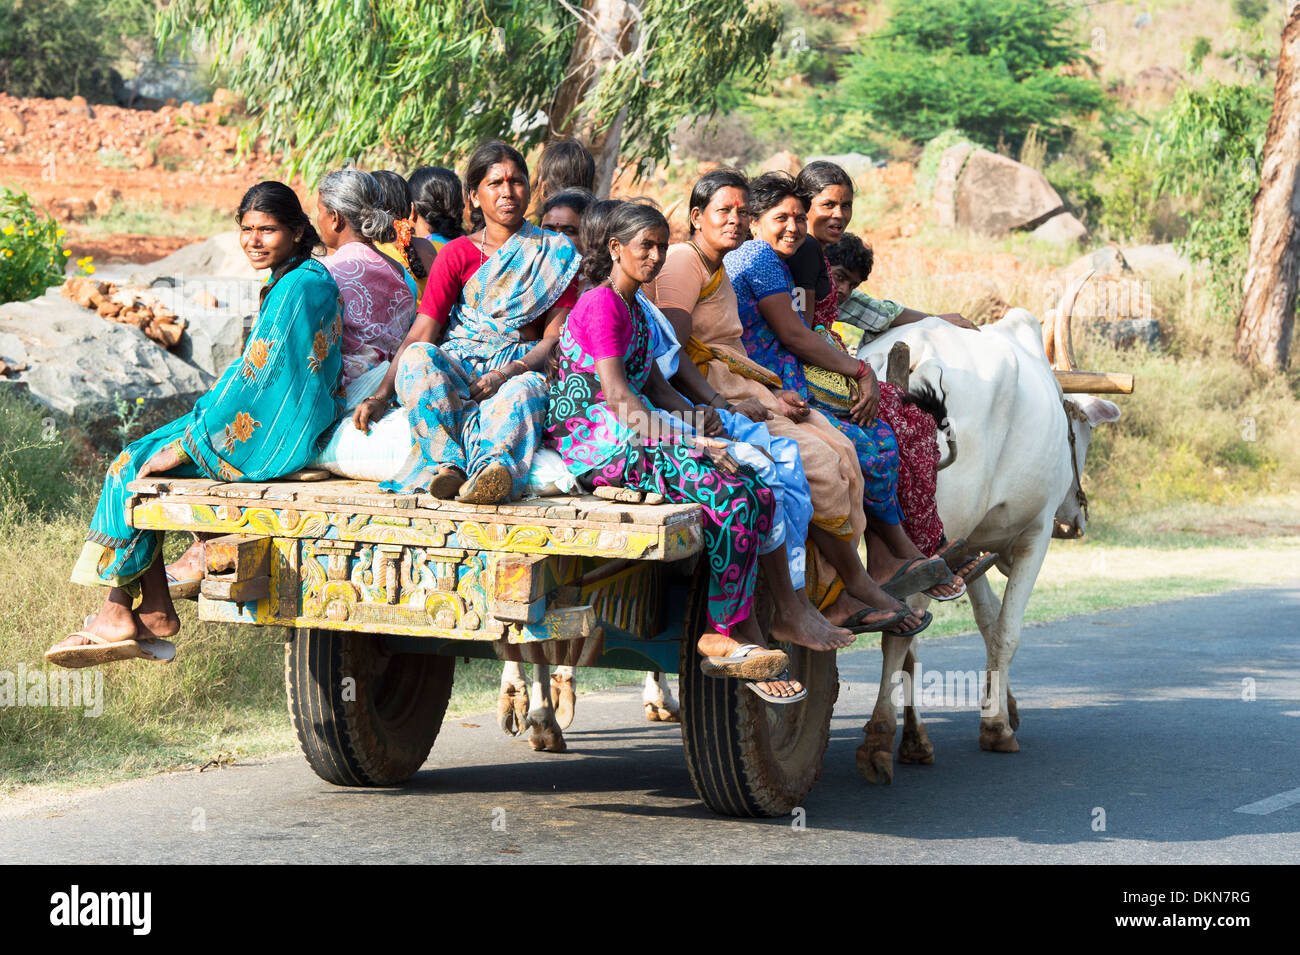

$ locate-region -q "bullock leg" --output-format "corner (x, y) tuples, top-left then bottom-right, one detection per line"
(856, 632), (914, 784)
(643, 671), (681, 722)
(968, 561), (1020, 732)
(976, 533), (1050, 753)
(497, 661), (529, 737)
(550, 665), (576, 730)
(897, 645), (935, 765)
(525, 662), (566, 753)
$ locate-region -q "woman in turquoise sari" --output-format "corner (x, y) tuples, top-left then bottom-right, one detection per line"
(354, 141), (580, 504)
(46, 182), (343, 669)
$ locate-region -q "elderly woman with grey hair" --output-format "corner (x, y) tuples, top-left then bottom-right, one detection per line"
(317, 168), (419, 391)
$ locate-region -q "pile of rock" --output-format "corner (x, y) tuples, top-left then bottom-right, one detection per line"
(62, 276), (186, 349)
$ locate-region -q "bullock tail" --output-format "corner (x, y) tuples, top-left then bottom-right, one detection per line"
(906, 366), (957, 471)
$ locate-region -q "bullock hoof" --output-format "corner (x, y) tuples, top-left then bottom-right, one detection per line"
(1007, 691), (1020, 731)
(644, 702), (680, 723)
(550, 672), (576, 730)
(528, 722), (567, 753)
(856, 720), (896, 784)
(497, 679), (529, 737)
(979, 720), (1020, 753)
(898, 724), (935, 765)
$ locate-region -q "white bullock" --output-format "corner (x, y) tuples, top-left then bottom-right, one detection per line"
(853, 307), (1120, 782)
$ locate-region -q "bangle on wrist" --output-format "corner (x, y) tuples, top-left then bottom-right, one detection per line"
(854, 359), (870, 380)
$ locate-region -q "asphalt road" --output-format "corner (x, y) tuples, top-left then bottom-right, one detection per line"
(4, 585), (1299, 864)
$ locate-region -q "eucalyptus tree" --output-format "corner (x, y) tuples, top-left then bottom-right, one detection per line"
(160, 0), (782, 193)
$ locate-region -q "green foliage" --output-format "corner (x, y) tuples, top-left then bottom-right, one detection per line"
(0, 0), (155, 100)
(159, 0), (783, 183)
(839, 0), (1103, 148)
(0, 187), (78, 305)
(1232, 0), (1269, 25)
(0, 390), (82, 518)
(1152, 82), (1271, 287)
(1188, 36), (1212, 72)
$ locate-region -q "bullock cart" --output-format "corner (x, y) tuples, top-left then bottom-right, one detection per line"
(126, 475), (836, 818)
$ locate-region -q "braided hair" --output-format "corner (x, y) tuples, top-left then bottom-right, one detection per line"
(408, 165), (465, 241)
(372, 169), (428, 281)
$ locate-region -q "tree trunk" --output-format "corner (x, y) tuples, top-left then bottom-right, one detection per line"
(546, 0), (637, 197)
(1236, 0), (1300, 371)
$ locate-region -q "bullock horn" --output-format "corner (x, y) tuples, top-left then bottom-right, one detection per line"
(1053, 269), (1093, 372)
(1041, 308), (1056, 365)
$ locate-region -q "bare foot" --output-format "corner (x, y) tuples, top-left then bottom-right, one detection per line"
(769, 600), (854, 650)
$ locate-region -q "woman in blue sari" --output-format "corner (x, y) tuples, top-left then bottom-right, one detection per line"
(354, 141), (580, 504)
(46, 182), (344, 668)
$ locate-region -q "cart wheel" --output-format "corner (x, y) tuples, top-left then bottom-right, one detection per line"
(678, 570), (838, 817)
(285, 628), (454, 786)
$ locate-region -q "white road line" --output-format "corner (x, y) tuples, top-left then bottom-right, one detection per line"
(1234, 787), (1300, 815)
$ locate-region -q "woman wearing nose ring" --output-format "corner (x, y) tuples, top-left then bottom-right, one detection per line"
(354, 141), (581, 503)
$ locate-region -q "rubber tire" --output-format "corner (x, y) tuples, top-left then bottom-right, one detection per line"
(285, 628), (454, 786)
(678, 568), (839, 817)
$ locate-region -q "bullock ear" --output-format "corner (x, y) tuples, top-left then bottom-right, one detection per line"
(1074, 395), (1121, 425)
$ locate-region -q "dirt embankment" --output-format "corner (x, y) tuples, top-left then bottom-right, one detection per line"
(0, 91), (292, 263)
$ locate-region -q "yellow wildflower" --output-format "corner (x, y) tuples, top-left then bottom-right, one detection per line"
(55, 229), (66, 237)
(1, 226), (13, 236)
(2, 249), (11, 258)
(62, 250), (71, 257)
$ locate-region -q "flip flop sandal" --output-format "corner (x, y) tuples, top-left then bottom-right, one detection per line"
(843, 605), (910, 634)
(456, 462), (512, 505)
(925, 578), (967, 602)
(166, 568), (202, 601)
(745, 669), (808, 705)
(955, 552), (999, 586)
(935, 537), (972, 573)
(45, 630), (177, 670)
(698, 642), (789, 681)
(885, 610), (933, 639)
(881, 557), (952, 600)
(427, 467), (466, 500)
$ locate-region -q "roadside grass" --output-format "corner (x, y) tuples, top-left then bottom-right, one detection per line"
(76, 200), (230, 238)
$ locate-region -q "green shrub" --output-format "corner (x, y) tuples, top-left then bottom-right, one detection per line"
(1154, 82), (1272, 303)
(838, 0), (1104, 149)
(0, 187), (79, 305)
(0, 389), (87, 519)
(0, 0), (156, 100)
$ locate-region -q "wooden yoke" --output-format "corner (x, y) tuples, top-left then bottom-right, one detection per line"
(1042, 269), (1135, 395)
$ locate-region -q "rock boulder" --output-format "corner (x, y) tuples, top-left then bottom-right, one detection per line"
(0, 287), (213, 448)
(953, 149), (1072, 237)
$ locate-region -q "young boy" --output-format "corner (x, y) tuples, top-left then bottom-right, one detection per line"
(825, 233), (978, 347)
